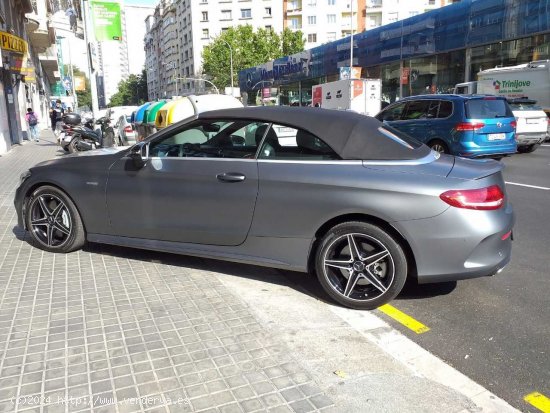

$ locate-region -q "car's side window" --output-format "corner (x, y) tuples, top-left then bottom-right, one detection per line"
(258, 124), (339, 160)
(378, 102), (406, 121)
(149, 119), (269, 159)
(402, 100), (431, 120)
(437, 101), (453, 118)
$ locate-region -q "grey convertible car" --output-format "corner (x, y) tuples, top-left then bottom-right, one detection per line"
(14, 107), (514, 310)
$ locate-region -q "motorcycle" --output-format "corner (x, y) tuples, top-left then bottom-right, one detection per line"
(63, 113), (116, 153)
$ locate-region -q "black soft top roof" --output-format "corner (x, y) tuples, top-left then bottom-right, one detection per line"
(198, 106), (430, 161)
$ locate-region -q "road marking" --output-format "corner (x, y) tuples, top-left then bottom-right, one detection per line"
(505, 181), (550, 191)
(378, 304), (430, 334)
(541, 144), (550, 147)
(524, 392), (550, 413)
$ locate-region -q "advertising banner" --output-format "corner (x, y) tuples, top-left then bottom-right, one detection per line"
(90, 0), (122, 41)
(74, 77), (86, 91)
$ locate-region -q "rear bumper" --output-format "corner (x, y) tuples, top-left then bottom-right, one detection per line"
(453, 140), (517, 158)
(395, 202), (514, 284)
(516, 132), (546, 146)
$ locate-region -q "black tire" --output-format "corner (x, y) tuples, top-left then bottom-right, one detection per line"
(68, 137), (79, 153)
(517, 144), (539, 153)
(25, 185), (85, 253)
(428, 139), (449, 154)
(103, 130), (115, 147)
(315, 221), (408, 310)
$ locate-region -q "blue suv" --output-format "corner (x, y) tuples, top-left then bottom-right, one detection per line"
(375, 95), (517, 158)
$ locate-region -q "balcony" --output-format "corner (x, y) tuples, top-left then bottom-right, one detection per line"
(38, 45), (59, 85)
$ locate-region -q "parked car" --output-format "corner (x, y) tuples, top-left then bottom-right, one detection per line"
(375, 94), (517, 158)
(507, 98), (548, 153)
(14, 107), (514, 310)
(115, 114), (137, 146)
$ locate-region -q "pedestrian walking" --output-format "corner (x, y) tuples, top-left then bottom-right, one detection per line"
(50, 100), (65, 137)
(25, 108), (40, 142)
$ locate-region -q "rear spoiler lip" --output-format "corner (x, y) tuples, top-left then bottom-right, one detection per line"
(447, 157), (504, 181)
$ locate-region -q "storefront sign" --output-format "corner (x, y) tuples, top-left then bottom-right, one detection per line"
(0, 31), (28, 55)
(90, 1), (123, 41)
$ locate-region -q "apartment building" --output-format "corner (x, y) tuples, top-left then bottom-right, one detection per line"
(145, 0), (283, 99)
(98, 4), (154, 104)
(1, 0), (58, 154)
(363, 0), (458, 30)
(284, 0), (458, 49)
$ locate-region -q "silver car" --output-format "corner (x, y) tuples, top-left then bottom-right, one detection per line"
(14, 107), (514, 309)
(115, 114), (137, 146)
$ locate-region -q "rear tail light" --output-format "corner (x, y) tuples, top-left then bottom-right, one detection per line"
(510, 120), (517, 129)
(455, 122), (485, 131)
(439, 185), (505, 210)
(124, 126), (133, 133)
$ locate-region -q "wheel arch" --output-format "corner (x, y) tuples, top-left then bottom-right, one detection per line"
(307, 213), (418, 280)
(22, 181), (87, 235)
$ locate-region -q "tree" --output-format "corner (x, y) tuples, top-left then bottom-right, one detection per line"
(202, 26), (305, 90)
(109, 69), (148, 106)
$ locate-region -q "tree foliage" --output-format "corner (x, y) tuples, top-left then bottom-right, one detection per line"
(202, 26), (305, 90)
(109, 69), (148, 107)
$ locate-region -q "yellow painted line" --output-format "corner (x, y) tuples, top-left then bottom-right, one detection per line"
(378, 304), (430, 334)
(525, 392), (550, 413)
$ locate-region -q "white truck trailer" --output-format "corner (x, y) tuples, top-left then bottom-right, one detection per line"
(312, 79), (382, 116)
(454, 60), (550, 113)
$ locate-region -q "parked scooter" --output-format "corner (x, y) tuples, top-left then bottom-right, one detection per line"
(62, 113), (116, 153)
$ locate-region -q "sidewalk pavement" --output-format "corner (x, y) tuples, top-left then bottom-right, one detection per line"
(0, 129), (519, 413)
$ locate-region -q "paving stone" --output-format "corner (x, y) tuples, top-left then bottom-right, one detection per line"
(0, 135), (332, 413)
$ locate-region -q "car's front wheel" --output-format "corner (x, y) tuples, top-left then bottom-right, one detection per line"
(25, 186), (85, 253)
(315, 222), (408, 310)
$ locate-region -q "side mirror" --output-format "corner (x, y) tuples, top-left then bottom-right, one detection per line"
(128, 143), (147, 169)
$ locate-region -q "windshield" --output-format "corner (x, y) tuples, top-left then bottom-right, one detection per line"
(465, 99), (514, 118)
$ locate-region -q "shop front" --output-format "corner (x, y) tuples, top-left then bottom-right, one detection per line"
(0, 30), (29, 152)
(239, 0), (550, 108)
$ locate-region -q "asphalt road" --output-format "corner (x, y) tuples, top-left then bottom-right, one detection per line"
(377, 144), (550, 413)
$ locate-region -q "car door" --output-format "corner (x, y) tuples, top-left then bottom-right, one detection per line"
(105, 118), (267, 246)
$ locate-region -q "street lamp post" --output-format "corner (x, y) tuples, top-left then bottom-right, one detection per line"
(174, 77), (220, 95)
(212, 37), (233, 95)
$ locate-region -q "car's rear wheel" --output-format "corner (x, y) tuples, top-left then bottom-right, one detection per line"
(25, 186), (85, 253)
(517, 144), (539, 153)
(429, 140), (449, 154)
(315, 222), (407, 310)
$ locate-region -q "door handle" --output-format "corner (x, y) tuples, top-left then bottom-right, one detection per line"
(216, 172), (246, 183)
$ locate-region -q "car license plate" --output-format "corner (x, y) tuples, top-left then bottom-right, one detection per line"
(526, 118), (540, 124)
(488, 133), (506, 141)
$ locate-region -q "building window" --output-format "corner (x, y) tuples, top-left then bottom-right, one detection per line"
(201, 11), (208, 21)
(265, 7), (271, 15)
(429, 0), (435, 4)
(265, 25), (272, 31)
(327, 14), (336, 24)
(327, 32), (336, 41)
(221, 9), (231, 20)
(241, 9), (252, 19)
(307, 33), (317, 42)
(290, 18), (300, 29)
(202, 28), (209, 39)
(328, 0), (335, 5)
(308, 16), (316, 25)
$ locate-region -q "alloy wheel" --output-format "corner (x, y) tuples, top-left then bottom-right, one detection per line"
(323, 233), (395, 302)
(29, 194), (72, 248)
(430, 143), (447, 153)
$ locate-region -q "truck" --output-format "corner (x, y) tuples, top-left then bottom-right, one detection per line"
(312, 78), (382, 116)
(453, 60), (550, 114)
